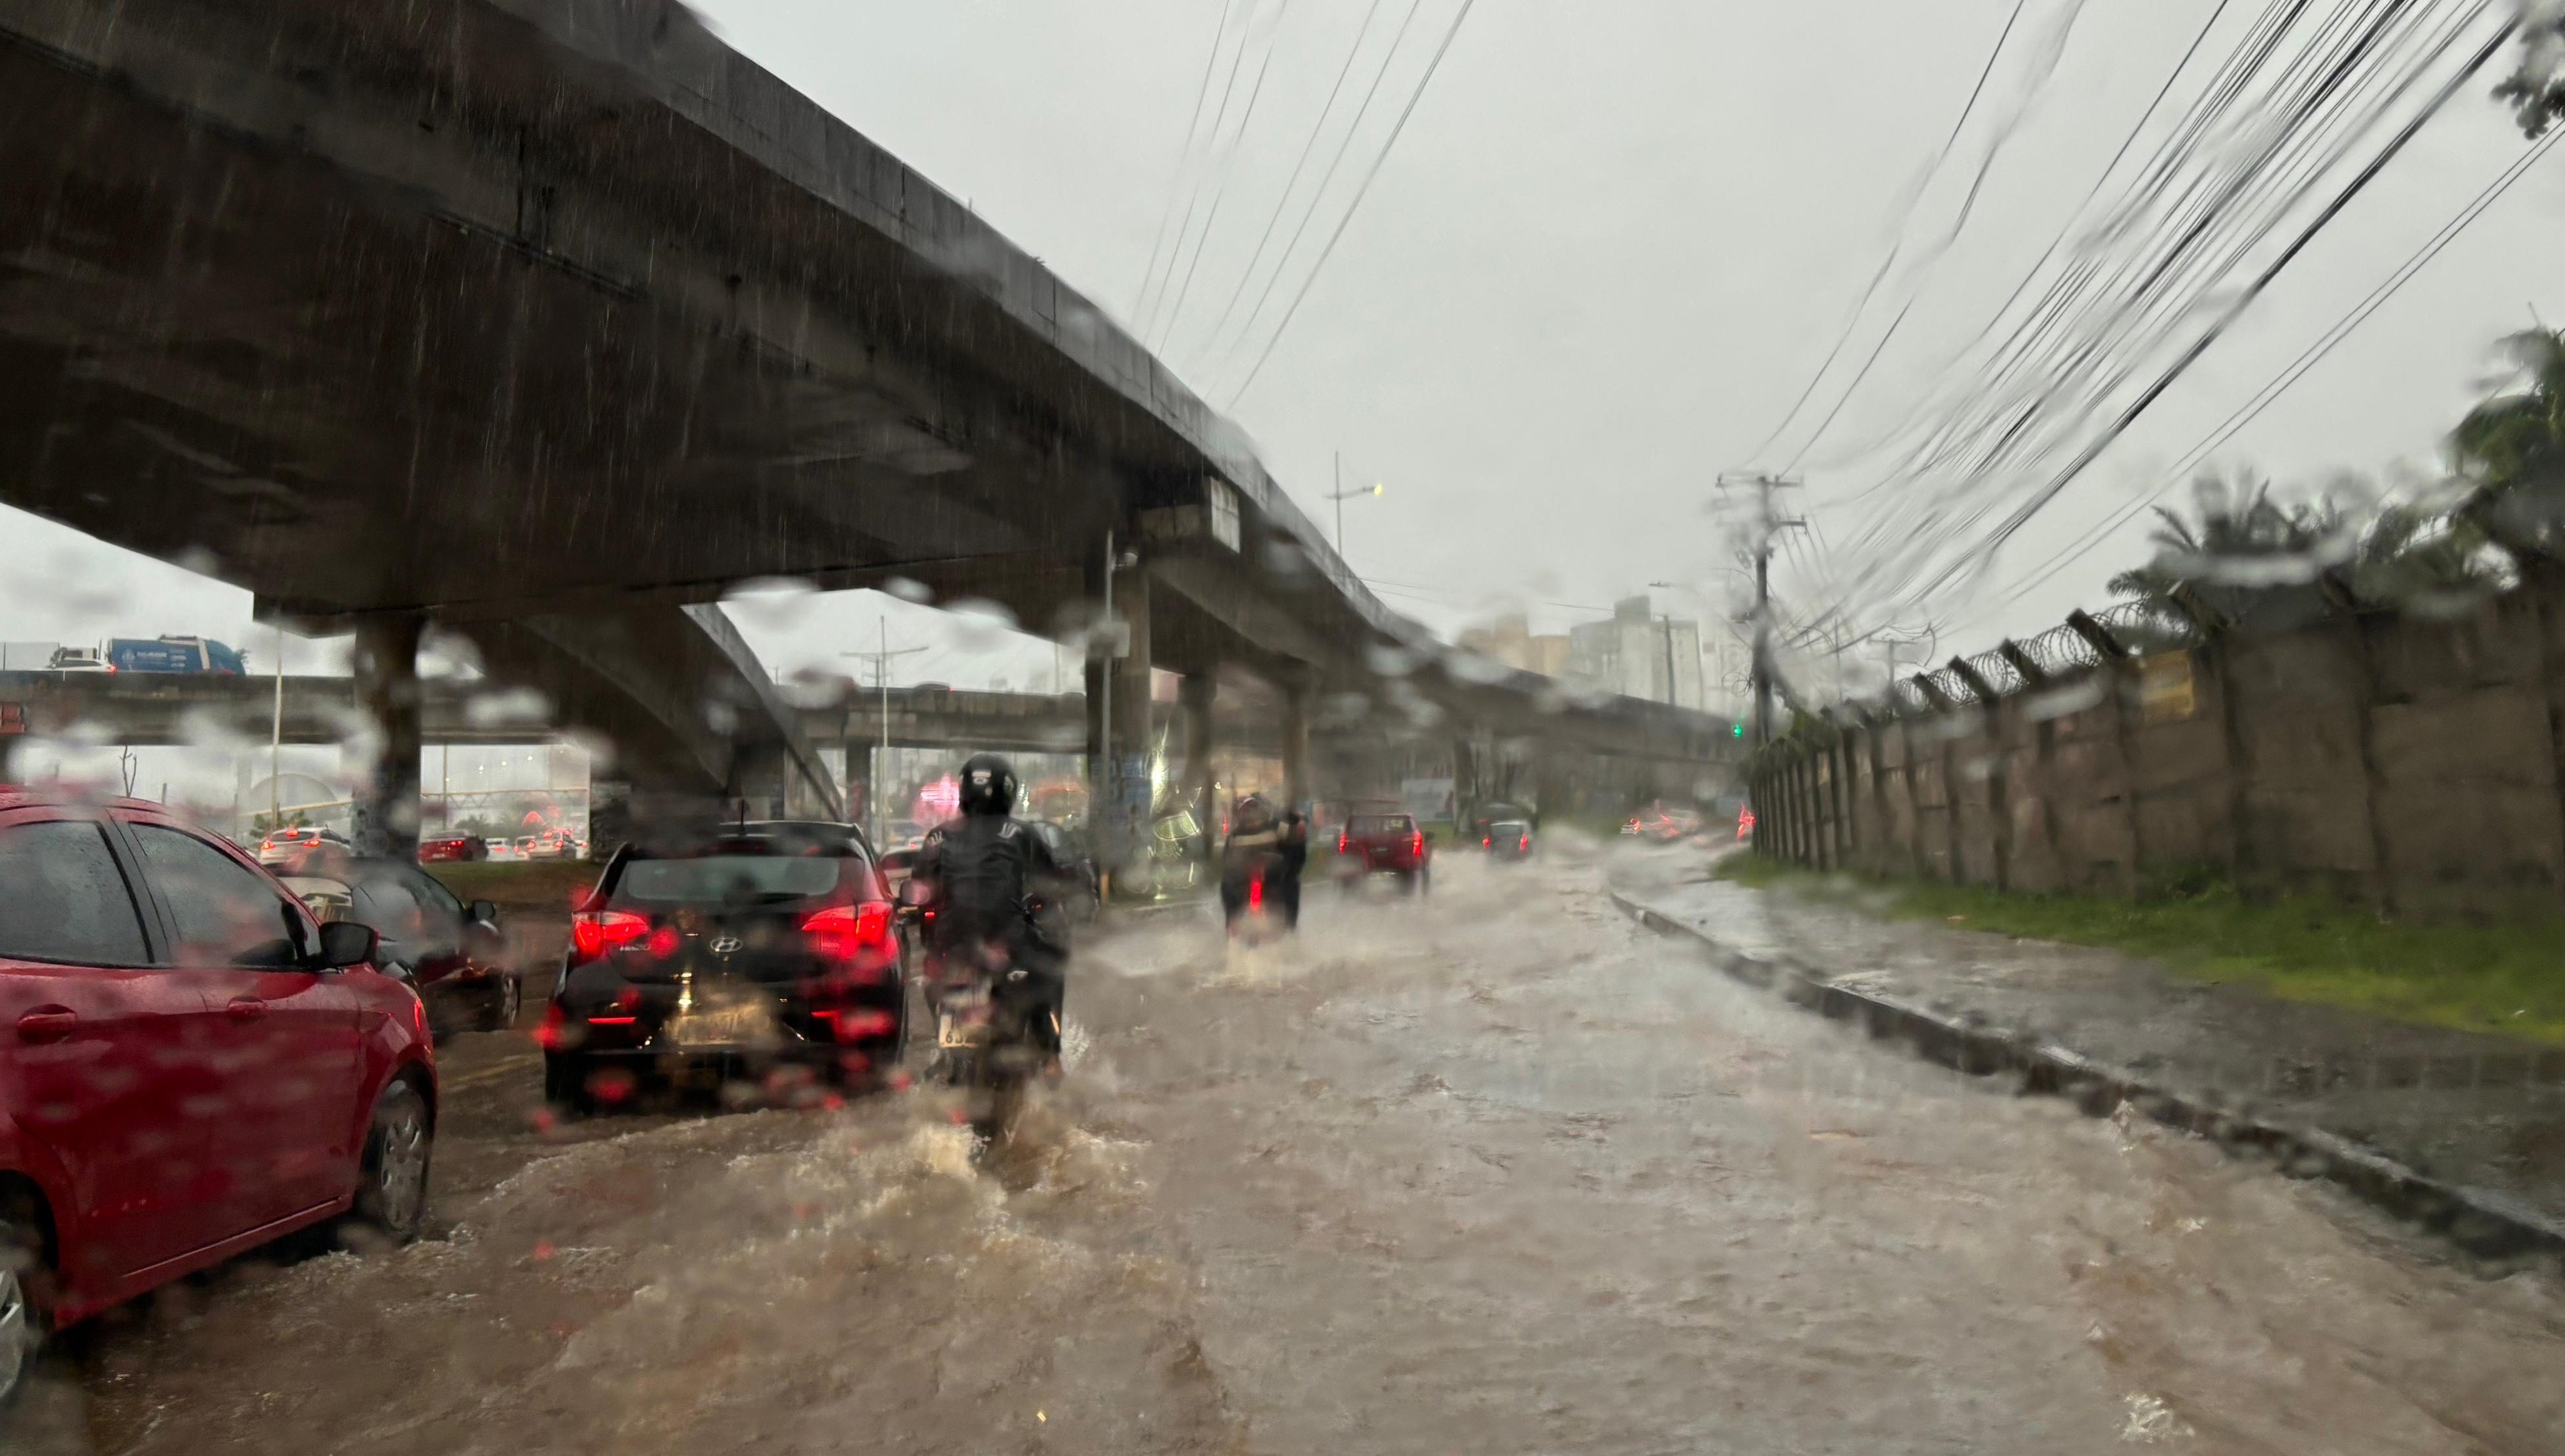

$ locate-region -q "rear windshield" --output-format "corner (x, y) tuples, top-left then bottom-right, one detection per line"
(1348, 816), (1414, 836)
(1491, 822), (1529, 834)
(614, 853), (849, 906)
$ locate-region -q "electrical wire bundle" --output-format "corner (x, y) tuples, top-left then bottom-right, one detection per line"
(1750, 0), (2526, 668)
(1127, 0), (1478, 408)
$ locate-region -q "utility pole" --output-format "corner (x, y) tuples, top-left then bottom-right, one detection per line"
(1715, 473), (1803, 746)
(269, 623), (284, 824)
(841, 620), (928, 847)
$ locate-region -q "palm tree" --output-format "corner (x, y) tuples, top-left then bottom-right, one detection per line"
(2450, 328), (2565, 560)
(2107, 472), (2348, 628)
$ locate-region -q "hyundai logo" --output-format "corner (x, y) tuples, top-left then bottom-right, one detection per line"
(709, 935), (743, 955)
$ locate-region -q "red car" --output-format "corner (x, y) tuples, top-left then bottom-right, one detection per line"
(416, 833), (484, 864)
(1336, 811), (1433, 893)
(0, 788), (437, 1403)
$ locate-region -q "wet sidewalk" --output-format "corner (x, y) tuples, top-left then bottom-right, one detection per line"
(1610, 848), (2565, 1236)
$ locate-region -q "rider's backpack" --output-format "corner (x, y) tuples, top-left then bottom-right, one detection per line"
(938, 820), (1031, 928)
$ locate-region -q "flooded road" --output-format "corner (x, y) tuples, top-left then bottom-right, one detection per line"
(15, 841), (2565, 1453)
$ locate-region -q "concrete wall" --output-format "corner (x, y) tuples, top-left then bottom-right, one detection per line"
(1750, 578), (2565, 921)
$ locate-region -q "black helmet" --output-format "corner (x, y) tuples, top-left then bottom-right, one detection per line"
(957, 754), (1019, 817)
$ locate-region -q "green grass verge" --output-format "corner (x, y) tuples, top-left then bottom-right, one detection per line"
(1714, 855), (2565, 1045)
(425, 860), (600, 914)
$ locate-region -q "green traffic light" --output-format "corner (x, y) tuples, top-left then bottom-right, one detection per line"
(1730, 722), (1743, 737)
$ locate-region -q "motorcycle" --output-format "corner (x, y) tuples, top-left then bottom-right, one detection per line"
(906, 879), (1056, 1142)
(1223, 855), (1288, 947)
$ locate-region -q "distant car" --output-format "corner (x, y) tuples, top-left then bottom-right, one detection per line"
(886, 819), (926, 851)
(417, 833), (484, 864)
(1336, 811), (1431, 893)
(483, 838), (516, 861)
(280, 853), (519, 1036)
(257, 824), (350, 866)
(0, 789), (434, 1406)
(1484, 819), (1535, 862)
(541, 821), (906, 1111)
(1466, 802), (1534, 844)
(513, 834), (540, 859)
(44, 646), (110, 673)
(1621, 806), (1702, 844)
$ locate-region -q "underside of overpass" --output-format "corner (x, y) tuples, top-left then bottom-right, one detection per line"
(0, 0), (1739, 860)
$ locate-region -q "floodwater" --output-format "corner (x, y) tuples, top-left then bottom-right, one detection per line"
(13, 841), (2564, 1453)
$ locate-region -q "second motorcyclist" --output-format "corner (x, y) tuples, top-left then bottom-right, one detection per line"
(1219, 793), (1284, 934)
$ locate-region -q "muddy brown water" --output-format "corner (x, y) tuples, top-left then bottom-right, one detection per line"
(10, 844), (2563, 1453)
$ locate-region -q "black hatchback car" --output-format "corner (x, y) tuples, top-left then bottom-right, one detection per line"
(541, 821), (906, 1111)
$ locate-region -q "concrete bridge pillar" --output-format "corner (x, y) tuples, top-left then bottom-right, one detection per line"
(1180, 671), (1217, 863)
(350, 613), (424, 859)
(1281, 676), (1314, 811)
(1087, 542), (1153, 889)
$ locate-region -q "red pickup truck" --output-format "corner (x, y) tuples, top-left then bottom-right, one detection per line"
(1336, 811), (1432, 893)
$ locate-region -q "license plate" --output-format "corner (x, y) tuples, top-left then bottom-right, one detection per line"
(667, 1002), (776, 1048)
(936, 994), (989, 1049)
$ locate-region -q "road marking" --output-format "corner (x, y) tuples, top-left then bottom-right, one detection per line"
(442, 1056), (541, 1093)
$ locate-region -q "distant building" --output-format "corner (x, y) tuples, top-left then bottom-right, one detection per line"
(1565, 596), (1704, 708)
(1457, 613), (1573, 679)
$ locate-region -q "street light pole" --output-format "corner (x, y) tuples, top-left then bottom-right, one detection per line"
(1324, 452), (1385, 561)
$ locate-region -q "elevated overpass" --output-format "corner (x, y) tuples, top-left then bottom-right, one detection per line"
(0, 671), (1198, 755)
(0, 0), (1739, 855)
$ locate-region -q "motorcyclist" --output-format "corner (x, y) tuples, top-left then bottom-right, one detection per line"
(910, 753), (1070, 1073)
(1219, 794), (1283, 932)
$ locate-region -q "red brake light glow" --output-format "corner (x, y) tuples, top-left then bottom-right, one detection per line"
(802, 902), (894, 961)
(569, 909), (649, 964)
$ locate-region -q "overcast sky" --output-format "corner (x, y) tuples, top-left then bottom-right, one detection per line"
(8, 0), (2564, 703)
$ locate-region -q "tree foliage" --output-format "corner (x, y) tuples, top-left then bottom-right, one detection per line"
(2496, 18), (2565, 138)
(2449, 327), (2565, 557)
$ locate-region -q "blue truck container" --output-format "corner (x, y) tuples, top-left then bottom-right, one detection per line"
(105, 636), (247, 673)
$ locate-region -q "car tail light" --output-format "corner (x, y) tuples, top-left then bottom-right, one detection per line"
(1336, 831), (1348, 853)
(1410, 830), (1425, 857)
(1482, 835), (1491, 847)
(802, 902), (894, 962)
(569, 909), (649, 964)
(1248, 875), (1264, 909)
(1519, 834), (1530, 851)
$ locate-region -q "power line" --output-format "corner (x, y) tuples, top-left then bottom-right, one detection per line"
(1136, 0), (1270, 339)
(1152, 1), (1299, 352)
(1225, 0), (1478, 407)
(1955, 113), (2565, 628)
(1130, 0), (1244, 324)
(1801, 0), (2240, 476)
(1198, 0), (1432, 386)
(1794, 1), (2509, 630)
(1740, 0), (2031, 466)
(1952, 12), (2518, 582)
(1179, 0), (1392, 367)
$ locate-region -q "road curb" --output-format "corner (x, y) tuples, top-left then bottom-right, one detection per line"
(1610, 890), (2565, 1263)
